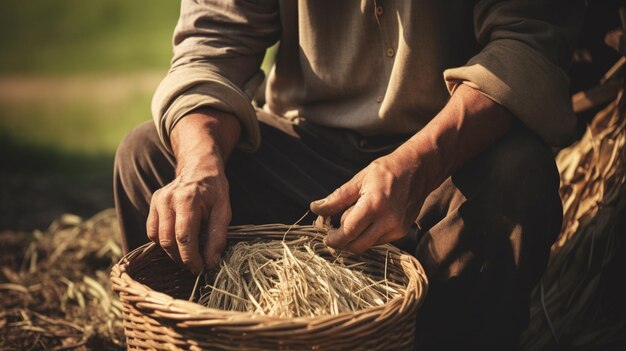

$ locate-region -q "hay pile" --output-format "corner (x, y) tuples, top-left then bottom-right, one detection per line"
(0, 209), (124, 350)
(520, 89), (626, 350)
(195, 236), (400, 318)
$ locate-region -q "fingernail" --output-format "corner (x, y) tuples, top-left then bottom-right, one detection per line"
(313, 199), (326, 207)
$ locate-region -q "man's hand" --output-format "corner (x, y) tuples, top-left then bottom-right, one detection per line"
(311, 84), (513, 253)
(147, 108), (241, 274)
(311, 146), (431, 254)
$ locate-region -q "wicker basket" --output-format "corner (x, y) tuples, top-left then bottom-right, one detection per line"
(110, 224), (428, 350)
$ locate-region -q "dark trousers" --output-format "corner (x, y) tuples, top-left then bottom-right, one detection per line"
(114, 111), (562, 350)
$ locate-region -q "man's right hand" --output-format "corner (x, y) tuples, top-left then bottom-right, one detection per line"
(146, 108), (241, 274)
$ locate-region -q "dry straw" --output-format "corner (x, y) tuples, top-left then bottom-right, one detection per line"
(0, 209), (125, 350)
(194, 235), (400, 318)
(520, 89), (626, 349)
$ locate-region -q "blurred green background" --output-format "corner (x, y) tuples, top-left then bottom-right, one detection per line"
(0, 0), (180, 230)
(0, 0), (276, 231)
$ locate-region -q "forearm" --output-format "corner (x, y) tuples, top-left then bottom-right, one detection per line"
(395, 84), (513, 191)
(171, 107), (242, 175)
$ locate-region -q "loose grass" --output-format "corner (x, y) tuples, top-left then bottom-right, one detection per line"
(519, 89), (626, 350)
(195, 236), (400, 318)
(0, 210), (124, 350)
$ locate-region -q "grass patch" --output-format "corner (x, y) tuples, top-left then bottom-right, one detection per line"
(0, 0), (179, 75)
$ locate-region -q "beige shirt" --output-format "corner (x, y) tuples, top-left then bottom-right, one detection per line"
(152, 0), (584, 152)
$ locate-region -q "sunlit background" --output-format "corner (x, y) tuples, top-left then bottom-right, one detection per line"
(0, 1), (180, 229)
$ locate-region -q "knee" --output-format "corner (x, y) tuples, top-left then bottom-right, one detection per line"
(487, 132), (560, 197)
(452, 131), (563, 287)
(487, 132), (564, 281)
(488, 131), (563, 243)
(454, 130), (563, 241)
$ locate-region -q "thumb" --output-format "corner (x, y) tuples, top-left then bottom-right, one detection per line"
(311, 173), (362, 217)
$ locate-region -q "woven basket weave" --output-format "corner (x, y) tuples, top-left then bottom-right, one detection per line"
(110, 224), (428, 350)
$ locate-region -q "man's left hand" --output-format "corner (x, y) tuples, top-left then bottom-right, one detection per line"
(310, 84), (513, 253)
(310, 145), (432, 254)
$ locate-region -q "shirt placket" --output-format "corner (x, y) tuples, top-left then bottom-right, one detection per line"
(373, 0), (396, 105)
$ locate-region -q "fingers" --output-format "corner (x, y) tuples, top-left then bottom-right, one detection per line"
(325, 196), (375, 249)
(147, 180), (231, 273)
(149, 189), (202, 271)
(346, 223), (386, 254)
(203, 200), (231, 269)
(174, 205), (203, 274)
(326, 191), (412, 254)
(340, 206), (354, 224)
(347, 221), (412, 254)
(156, 196), (181, 264)
(310, 172), (363, 217)
(147, 196), (159, 243)
(375, 230), (407, 246)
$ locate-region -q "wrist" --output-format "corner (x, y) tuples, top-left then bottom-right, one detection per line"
(170, 108), (241, 173)
(396, 84), (513, 191)
(392, 132), (442, 194)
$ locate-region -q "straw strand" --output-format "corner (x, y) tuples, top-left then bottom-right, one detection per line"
(195, 236), (401, 318)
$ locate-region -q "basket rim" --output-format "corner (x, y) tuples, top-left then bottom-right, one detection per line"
(110, 224), (428, 325)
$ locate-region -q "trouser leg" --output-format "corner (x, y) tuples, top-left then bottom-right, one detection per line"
(224, 114), (362, 226)
(113, 122), (176, 253)
(413, 129), (563, 350)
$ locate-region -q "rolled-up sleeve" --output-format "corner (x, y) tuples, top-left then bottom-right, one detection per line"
(443, 0), (584, 146)
(152, 0), (280, 152)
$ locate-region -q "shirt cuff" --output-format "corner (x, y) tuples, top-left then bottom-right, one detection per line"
(443, 39), (576, 147)
(151, 66), (264, 153)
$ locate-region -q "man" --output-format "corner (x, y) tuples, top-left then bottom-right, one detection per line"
(114, 1), (583, 349)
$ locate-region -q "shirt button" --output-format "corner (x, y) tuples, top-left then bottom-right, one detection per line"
(386, 48), (395, 57)
(376, 6), (383, 16)
(376, 95), (384, 103)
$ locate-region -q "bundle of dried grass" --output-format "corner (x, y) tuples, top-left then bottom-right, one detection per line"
(195, 235), (400, 318)
(520, 88), (626, 350)
(0, 209), (125, 350)
(554, 96), (626, 249)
